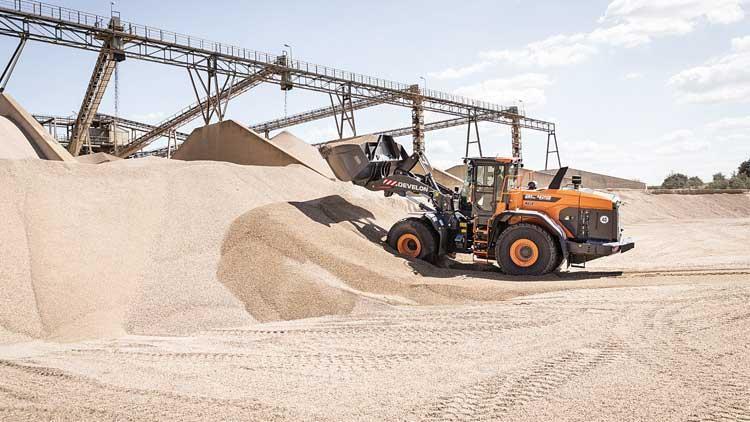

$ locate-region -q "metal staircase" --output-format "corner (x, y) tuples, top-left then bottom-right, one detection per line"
(68, 17), (125, 156)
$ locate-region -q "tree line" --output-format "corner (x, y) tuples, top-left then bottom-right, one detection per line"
(661, 158), (750, 189)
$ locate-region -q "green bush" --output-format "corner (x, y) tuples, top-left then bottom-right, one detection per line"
(709, 173), (729, 189)
(739, 159), (750, 178)
(729, 173), (750, 189)
(661, 173), (689, 189)
(687, 176), (704, 188)
(659, 159), (750, 191)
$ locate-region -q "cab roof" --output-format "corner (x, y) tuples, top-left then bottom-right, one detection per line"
(466, 157), (519, 165)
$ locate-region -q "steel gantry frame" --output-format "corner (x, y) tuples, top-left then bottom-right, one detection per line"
(0, 0), (561, 165)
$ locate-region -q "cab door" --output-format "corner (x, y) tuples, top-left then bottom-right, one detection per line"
(471, 164), (500, 225)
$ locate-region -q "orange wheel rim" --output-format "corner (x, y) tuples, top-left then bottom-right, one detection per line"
(397, 234), (422, 258)
(510, 239), (539, 267)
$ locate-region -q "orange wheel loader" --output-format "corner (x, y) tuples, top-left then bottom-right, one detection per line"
(322, 136), (634, 275)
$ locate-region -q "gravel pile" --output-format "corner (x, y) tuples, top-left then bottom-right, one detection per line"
(1, 157), (748, 343)
(0, 158), (374, 341)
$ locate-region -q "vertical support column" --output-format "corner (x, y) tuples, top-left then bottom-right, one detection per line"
(511, 117), (522, 161)
(465, 111), (483, 158)
(545, 131), (562, 170)
(329, 83), (356, 139)
(187, 55), (236, 126)
(166, 130), (175, 159)
(410, 84), (425, 154)
(0, 35), (27, 93)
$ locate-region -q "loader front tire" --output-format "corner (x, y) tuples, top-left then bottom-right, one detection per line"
(495, 223), (559, 276)
(387, 218), (437, 264)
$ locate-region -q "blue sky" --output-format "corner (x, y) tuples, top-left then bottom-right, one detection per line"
(2, 0), (749, 184)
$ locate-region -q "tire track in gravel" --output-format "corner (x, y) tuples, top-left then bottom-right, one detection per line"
(414, 337), (629, 422)
(631, 284), (750, 422)
(409, 302), (629, 422)
(0, 359), (286, 422)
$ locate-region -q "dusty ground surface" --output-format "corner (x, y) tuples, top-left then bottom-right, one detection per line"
(1, 274), (749, 421)
(1, 159), (749, 421)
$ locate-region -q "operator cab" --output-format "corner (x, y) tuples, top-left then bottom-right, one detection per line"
(461, 157), (520, 225)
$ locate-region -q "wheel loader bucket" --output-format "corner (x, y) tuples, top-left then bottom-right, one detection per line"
(322, 144), (371, 182)
(321, 135), (410, 186)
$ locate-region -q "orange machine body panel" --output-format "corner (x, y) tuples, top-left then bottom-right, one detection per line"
(497, 188), (614, 239)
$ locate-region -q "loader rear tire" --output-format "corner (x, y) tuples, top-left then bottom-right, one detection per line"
(387, 218), (437, 264)
(495, 223), (559, 276)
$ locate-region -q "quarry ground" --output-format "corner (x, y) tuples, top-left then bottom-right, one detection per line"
(2, 221), (750, 421)
(1, 160), (749, 421)
(1, 273), (749, 421)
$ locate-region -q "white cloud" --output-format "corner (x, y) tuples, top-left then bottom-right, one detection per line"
(653, 129), (710, 155)
(624, 72), (644, 80)
(669, 36), (750, 103)
(429, 0), (745, 76)
(427, 61), (492, 80)
(479, 34), (598, 68)
(594, 0), (744, 46)
(565, 140), (635, 160)
(453, 74), (553, 106)
(601, 0), (745, 26)
(732, 35), (750, 51)
(706, 115), (750, 131)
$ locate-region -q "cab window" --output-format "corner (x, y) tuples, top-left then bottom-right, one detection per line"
(476, 165), (495, 187)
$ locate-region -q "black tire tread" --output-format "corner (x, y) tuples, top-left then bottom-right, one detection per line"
(387, 218), (438, 263)
(495, 223), (559, 276)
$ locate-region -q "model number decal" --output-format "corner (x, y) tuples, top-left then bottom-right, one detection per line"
(523, 194), (560, 202)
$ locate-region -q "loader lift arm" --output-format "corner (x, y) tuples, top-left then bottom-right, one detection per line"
(320, 135), (457, 212)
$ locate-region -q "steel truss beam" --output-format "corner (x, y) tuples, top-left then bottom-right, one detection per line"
(0, 1), (555, 123)
(0, 0), (558, 160)
(249, 93), (397, 136)
(361, 110), (551, 140)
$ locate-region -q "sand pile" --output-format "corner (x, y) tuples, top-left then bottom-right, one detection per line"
(2, 156), (749, 343)
(269, 131), (335, 179)
(0, 93), (74, 162)
(174, 120), (334, 179)
(75, 152), (122, 164)
(0, 157), (439, 342)
(0, 158), (352, 341)
(0, 115), (39, 159)
(218, 195), (459, 322)
(616, 190), (750, 224)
